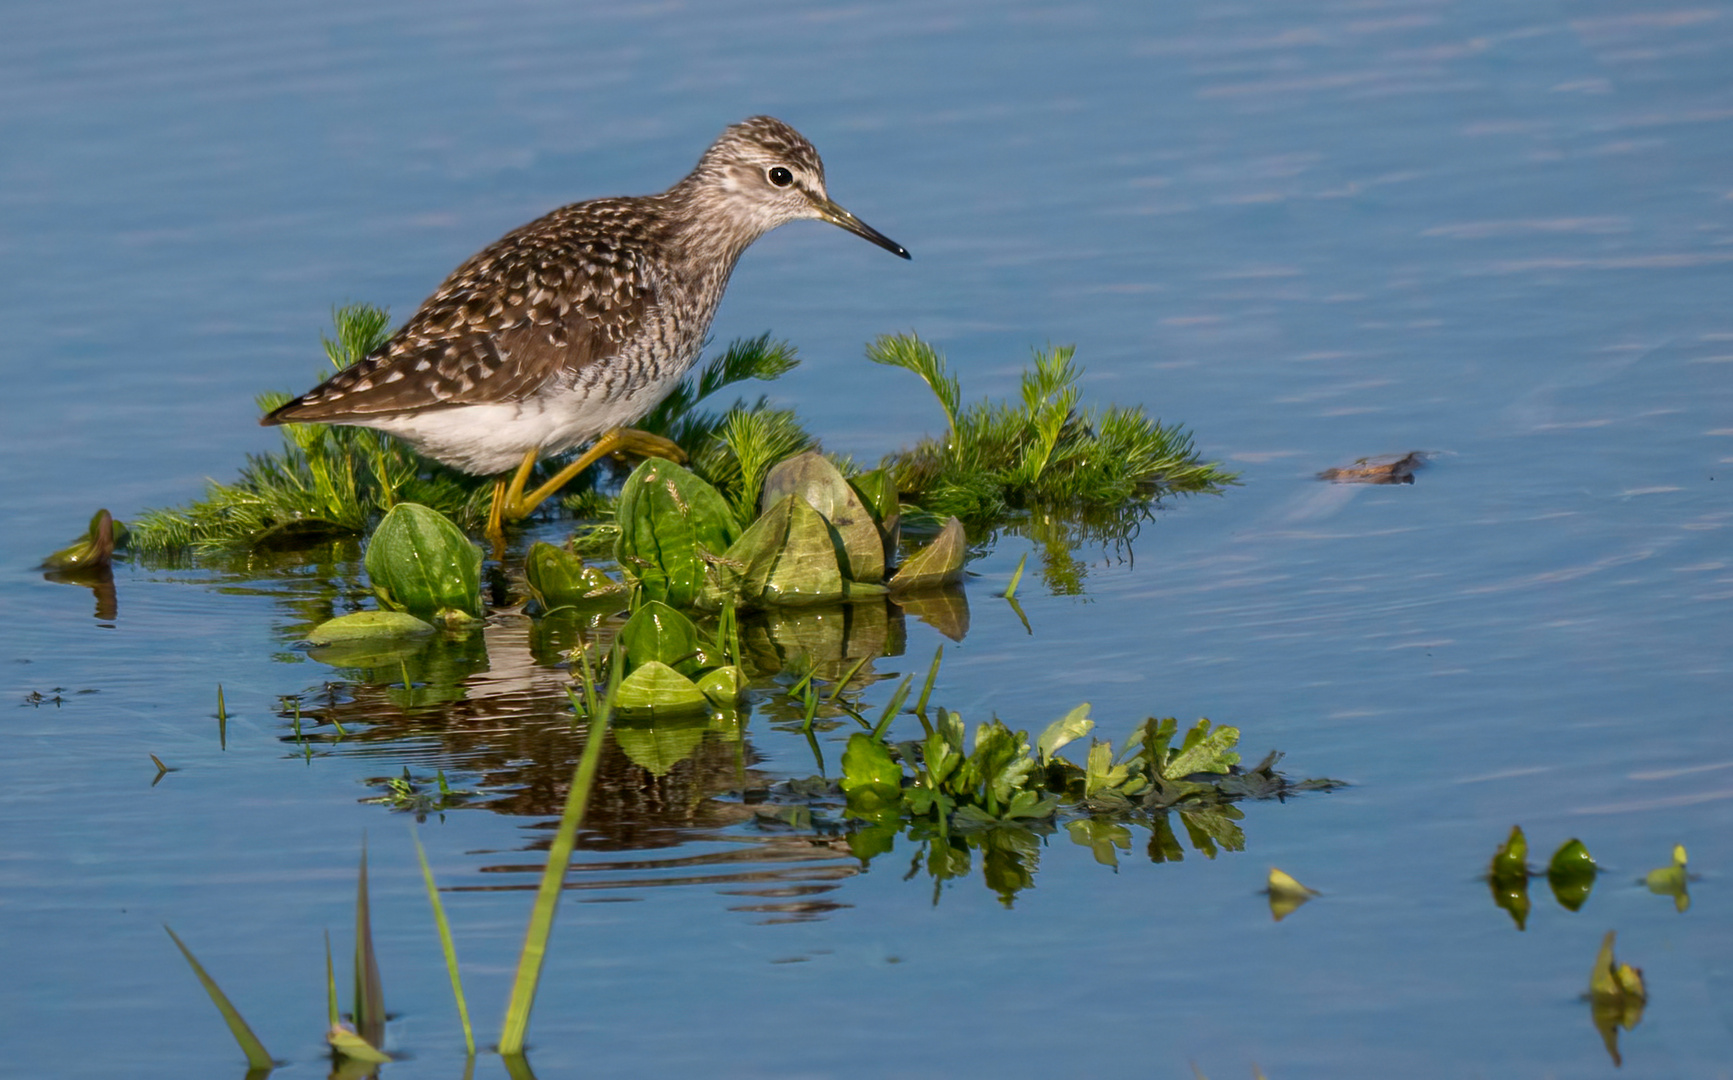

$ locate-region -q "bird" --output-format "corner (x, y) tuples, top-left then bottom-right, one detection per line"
(262, 115), (908, 550)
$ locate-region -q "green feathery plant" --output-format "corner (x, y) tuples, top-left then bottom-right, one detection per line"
(868, 333), (1237, 525)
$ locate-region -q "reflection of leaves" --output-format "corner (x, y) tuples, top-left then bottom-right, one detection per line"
(610, 712), (711, 776)
(1489, 876), (1531, 931)
(1067, 819), (1132, 868)
(1178, 806), (1245, 859)
(1587, 930), (1646, 1067)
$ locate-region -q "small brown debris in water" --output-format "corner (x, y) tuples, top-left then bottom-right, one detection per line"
(1318, 451), (1428, 485)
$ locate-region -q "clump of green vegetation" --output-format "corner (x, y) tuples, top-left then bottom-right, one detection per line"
(126, 307), (808, 555)
(868, 333), (1236, 525)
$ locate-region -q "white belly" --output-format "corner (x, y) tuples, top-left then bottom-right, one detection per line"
(360, 363), (690, 475)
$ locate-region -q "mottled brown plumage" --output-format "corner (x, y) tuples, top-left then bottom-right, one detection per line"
(263, 116), (907, 481)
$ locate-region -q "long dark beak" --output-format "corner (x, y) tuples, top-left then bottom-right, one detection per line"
(810, 194), (910, 259)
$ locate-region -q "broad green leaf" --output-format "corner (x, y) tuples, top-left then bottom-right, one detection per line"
(615, 459), (741, 607)
(1267, 867), (1318, 922)
(365, 503), (483, 621)
(847, 467), (899, 525)
(696, 665), (748, 706)
(1037, 703), (1093, 765)
(888, 516), (967, 592)
(306, 610), (436, 645)
(611, 660), (709, 713)
(1085, 739), (1133, 797)
(761, 496), (847, 606)
(1164, 720), (1241, 777)
(1546, 838), (1597, 912)
(1489, 825), (1529, 886)
(163, 926), (274, 1070)
(762, 451), (886, 582)
(618, 600), (710, 676)
(840, 732), (904, 793)
(525, 542), (614, 609)
(611, 711), (709, 775)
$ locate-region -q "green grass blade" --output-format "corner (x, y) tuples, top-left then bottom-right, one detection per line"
(324, 931), (338, 1029)
(871, 675), (914, 741)
(353, 838), (385, 1049)
(914, 644), (944, 717)
(825, 654), (872, 706)
(163, 925), (274, 1071)
(1004, 552), (1028, 600)
(499, 646), (621, 1057)
(412, 829), (474, 1056)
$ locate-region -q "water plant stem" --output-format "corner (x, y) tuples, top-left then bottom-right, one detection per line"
(164, 925), (274, 1071)
(498, 649), (620, 1057)
(413, 830), (474, 1056)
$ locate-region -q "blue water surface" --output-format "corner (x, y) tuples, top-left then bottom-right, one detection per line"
(3, 1), (1731, 1077)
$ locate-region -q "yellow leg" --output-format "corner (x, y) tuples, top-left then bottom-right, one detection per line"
(498, 428), (687, 524)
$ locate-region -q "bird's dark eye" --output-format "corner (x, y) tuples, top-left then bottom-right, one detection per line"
(767, 166), (794, 188)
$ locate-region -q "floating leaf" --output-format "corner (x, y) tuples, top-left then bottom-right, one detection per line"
(848, 466), (899, 525)
(617, 600), (711, 676)
(611, 660), (709, 713)
(762, 451), (886, 581)
(1036, 703), (1093, 766)
(889, 516), (966, 592)
(1267, 867), (1318, 922)
(365, 502), (483, 622)
(611, 711), (709, 775)
(1589, 930), (1645, 1000)
(1546, 838), (1597, 912)
(615, 459), (741, 607)
(306, 610), (436, 645)
(1644, 844), (1689, 912)
(328, 1024), (392, 1064)
(1489, 825), (1530, 886)
(1587, 927), (1647, 1064)
(42, 509), (123, 570)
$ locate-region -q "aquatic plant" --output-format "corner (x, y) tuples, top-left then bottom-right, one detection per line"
(868, 333), (1237, 525)
(124, 308), (808, 554)
(1484, 827), (1602, 928)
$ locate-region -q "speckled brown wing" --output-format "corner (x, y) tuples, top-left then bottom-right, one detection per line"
(263, 203), (658, 424)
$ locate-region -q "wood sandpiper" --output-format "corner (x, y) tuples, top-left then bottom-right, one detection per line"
(262, 116), (908, 549)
